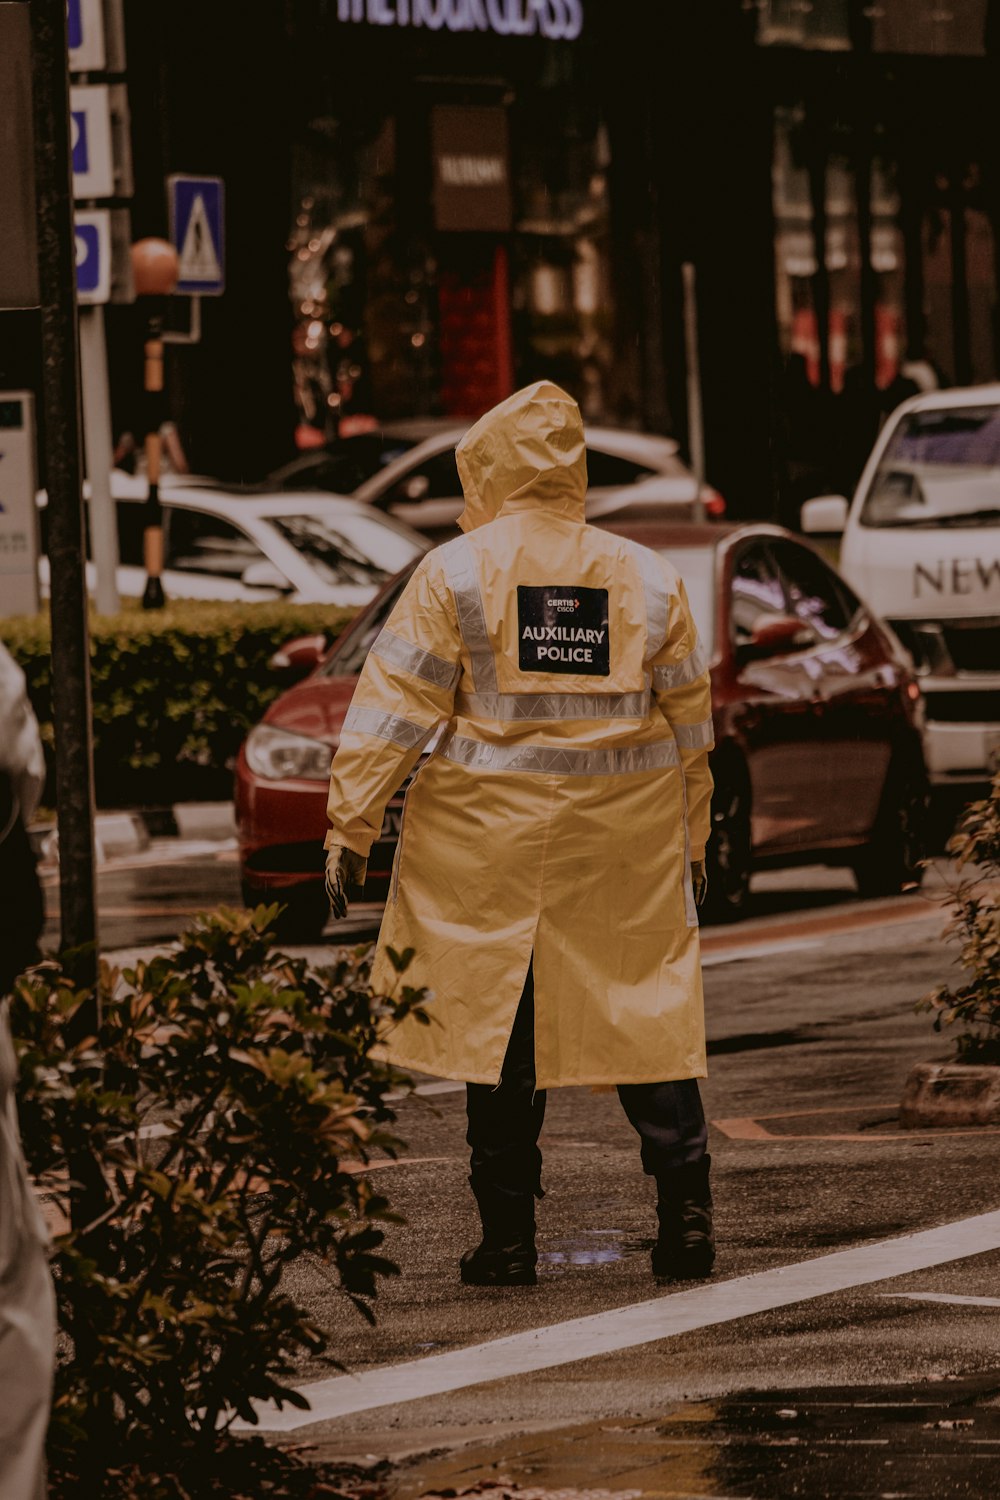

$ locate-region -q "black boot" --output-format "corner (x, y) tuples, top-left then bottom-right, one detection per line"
(460, 1180), (538, 1287)
(651, 1155), (715, 1281)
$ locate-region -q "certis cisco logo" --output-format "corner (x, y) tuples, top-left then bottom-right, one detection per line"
(549, 596), (581, 613)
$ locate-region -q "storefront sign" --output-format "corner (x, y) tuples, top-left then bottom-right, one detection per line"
(337, 0), (584, 41)
(432, 106), (512, 232)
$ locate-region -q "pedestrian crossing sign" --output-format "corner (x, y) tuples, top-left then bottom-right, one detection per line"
(168, 175), (225, 296)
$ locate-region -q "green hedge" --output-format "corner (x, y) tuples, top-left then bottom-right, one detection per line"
(0, 600), (356, 808)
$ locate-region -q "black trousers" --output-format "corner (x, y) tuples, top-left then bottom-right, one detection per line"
(466, 963), (708, 1203)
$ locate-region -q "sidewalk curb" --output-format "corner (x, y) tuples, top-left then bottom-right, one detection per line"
(30, 800), (236, 862)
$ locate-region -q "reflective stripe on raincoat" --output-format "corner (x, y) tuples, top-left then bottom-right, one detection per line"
(325, 381), (714, 1088)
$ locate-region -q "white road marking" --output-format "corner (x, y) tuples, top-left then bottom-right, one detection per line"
(241, 1209), (1000, 1432)
(701, 939), (821, 968)
(882, 1291), (1000, 1308)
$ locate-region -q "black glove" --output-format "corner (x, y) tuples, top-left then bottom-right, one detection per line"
(324, 845), (368, 920)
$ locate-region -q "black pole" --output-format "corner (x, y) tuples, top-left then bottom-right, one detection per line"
(949, 157), (973, 386)
(807, 125), (831, 394)
(899, 120), (927, 361)
(850, 3), (877, 394)
(141, 307), (167, 610)
(30, 0), (98, 983)
(986, 1), (1000, 376)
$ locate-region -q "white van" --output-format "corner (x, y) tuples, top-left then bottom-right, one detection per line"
(802, 385), (1000, 787)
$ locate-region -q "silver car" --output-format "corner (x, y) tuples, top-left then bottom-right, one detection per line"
(270, 419), (726, 542)
(38, 471), (430, 608)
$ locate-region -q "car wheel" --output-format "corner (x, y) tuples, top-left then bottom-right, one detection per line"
(703, 763), (752, 924)
(241, 881), (329, 943)
(852, 754), (929, 900)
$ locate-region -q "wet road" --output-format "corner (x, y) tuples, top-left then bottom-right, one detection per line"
(39, 835), (246, 953)
(396, 1378), (1000, 1499)
(46, 834), (1000, 1496)
(268, 877), (997, 1499)
(39, 825), (947, 960)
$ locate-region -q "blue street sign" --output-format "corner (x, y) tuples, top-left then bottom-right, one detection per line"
(168, 175), (225, 296)
(71, 109), (89, 175)
(67, 0), (83, 50)
(74, 210), (111, 304)
(75, 223), (101, 295)
(67, 0), (108, 73)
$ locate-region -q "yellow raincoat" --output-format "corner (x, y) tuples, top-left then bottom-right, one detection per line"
(325, 382), (714, 1087)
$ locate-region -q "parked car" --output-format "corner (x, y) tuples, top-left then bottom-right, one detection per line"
(802, 385), (1000, 788)
(235, 522), (928, 938)
(269, 419), (726, 542)
(37, 471), (429, 608)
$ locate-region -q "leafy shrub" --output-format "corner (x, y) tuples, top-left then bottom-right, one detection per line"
(9, 906), (428, 1492)
(919, 771), (1000, 1063)
(0, 601), (355, 806)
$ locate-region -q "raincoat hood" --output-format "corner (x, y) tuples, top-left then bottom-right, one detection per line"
(455, 380), (587, 533)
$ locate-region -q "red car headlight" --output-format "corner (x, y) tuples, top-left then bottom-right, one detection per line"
(244, 724), (333, 781)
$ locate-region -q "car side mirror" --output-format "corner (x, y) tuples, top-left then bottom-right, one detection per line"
(242, 559), (293, 592)
(739, 614), (814, 662)
(269, 634), (327, 681)
(800, 494), (849, 535)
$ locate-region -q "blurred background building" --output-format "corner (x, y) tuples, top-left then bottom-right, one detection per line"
(4, 0), (1000, 520)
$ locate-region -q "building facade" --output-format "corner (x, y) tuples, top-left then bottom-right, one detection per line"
(285, 0), (617, 442)
(113, 0), (1000, 519)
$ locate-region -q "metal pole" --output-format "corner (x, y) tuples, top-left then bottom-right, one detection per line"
(141, 310), (167, 609)
(30, 0), (98, 977)
(80, 304), (120, 616)
(681, 261), (707, 523)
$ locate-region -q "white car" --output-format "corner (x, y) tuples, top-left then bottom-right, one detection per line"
(38, 472), (430, 607)
(271, 419), (726, 540)
(802, 384), (1000, 786)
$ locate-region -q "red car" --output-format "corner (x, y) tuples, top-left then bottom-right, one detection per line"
(235, 523), (929, 938)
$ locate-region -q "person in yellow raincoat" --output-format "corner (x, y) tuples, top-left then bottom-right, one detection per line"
(324, 382), (715, 1286)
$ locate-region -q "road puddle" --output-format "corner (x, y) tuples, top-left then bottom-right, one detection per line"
(389, 1377), (1000, 1499)
(537, 1231), (627, 1272)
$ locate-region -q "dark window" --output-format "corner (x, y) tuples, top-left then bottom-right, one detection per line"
(770, 540), (853, 641)
(165, 508), (265, 578)
(271, 513), (419, 586)
(271, 435), (417, 494)
(730, 543), (788, 648)
(384, 449), (462, 508)
(584, 449), (655, 488)
(860, 405), (1000, 528)
(319, 566), (416, 677)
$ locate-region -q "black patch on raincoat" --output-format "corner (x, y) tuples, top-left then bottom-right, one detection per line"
(517, 585), (610, 676)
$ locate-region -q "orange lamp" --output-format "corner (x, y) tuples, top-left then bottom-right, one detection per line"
(130, 238), (180, 297)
